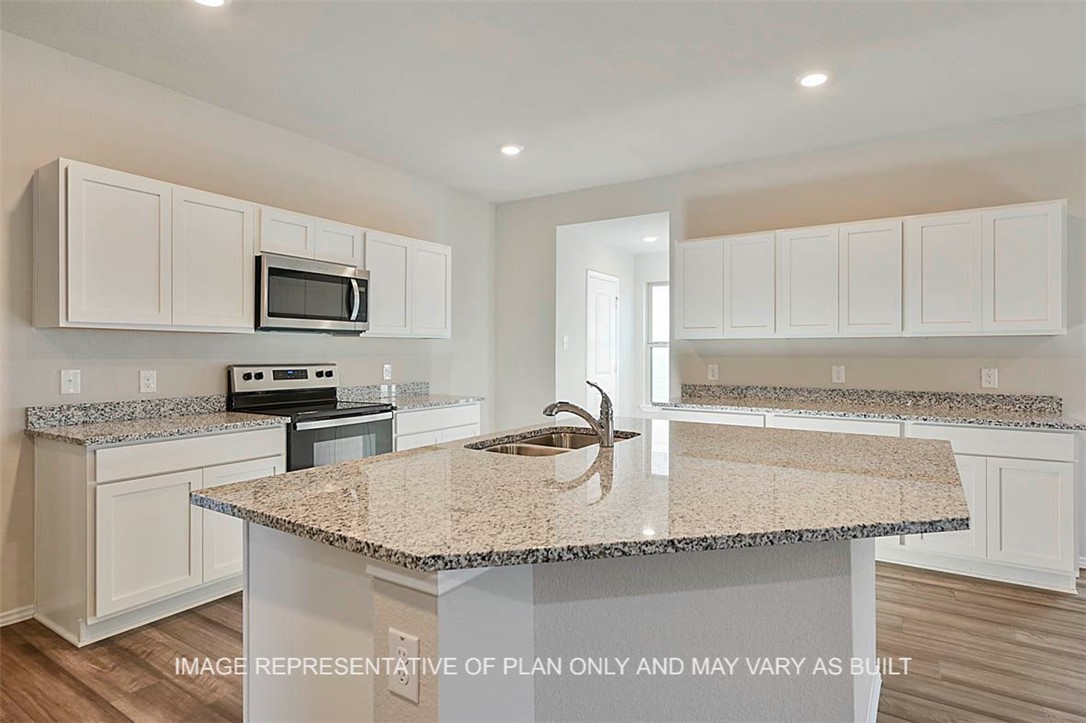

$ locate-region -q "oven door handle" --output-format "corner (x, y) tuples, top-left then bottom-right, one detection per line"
(349, 278), (361, 322)
(295, 412), (392, 431)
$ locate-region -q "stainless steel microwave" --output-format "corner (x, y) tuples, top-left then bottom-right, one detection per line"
(257, 254), (369, 334)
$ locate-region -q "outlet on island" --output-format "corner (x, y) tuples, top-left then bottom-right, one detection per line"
(388, 628), (420, 703)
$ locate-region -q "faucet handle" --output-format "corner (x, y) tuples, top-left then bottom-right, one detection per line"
(585, 381), (613, 419)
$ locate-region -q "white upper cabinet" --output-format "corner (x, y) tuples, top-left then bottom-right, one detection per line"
(674, 238), (724, 339)
(66, 162), (174, 326)
(411, 239), (452, 338)
(258, 206), (318, 259)
(982, 201), (1065, 334)
(904, 211), (983, 334)
(172, 187), (255, 330)
(365, 230), (412, 336)
(314, 219), (365, 266)
(839, 219), (902, 336)
(721, 232), (775, 338)
(776, 225), (839, 337)
(365, 230), (454, 339)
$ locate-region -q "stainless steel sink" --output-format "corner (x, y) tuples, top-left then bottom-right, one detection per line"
(516, 432), (600, 449)
(483, 443), (568, 457)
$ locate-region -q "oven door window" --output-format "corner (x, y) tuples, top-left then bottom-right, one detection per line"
(267, 268), (353, 321)
(289, 418), (393, 470)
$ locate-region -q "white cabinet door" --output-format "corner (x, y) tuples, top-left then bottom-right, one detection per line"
(839, 219), (902, 336)
(722, 233), (775, 338)
(438, 424), (480, 443)
(907, 454), (987, 558)
(411, 240), (452, 338)
(982, 201), (1065, 334)
(395, 430), (441, 451)
(985, 457), (1074, 571)
(95, 470), (202, 618)
(365, 230), (412, 336)
(201, 456), (284, 582)
(259, 207), (318, 258)
(776, 226), (840, 336)
(674, 238), (724, 338)
(172, 187), (255, 329)
(314, 219), (365, 266)
(66, 162), (173, 325)
(904, 211), (982, 334)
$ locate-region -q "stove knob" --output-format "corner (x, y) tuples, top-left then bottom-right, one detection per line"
(254, 372), (265, 381)
(324, 369), (334, 377)
(315, 370), (325, 378)
(242, 372), (253, 381)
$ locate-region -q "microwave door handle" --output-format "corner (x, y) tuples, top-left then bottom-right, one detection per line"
(349, 278), (361, 321)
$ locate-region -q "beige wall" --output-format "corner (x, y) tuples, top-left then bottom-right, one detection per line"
(495, 106), (1086, 430)
(0, 34), (495, 615)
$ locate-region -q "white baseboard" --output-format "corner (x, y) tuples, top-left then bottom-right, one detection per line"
(0, 605), (35, 627)
(866, 671), (882, 723)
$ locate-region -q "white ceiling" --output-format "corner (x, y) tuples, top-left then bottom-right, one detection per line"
(2, 2), (1083, 202)
(559, 213), (670, 256)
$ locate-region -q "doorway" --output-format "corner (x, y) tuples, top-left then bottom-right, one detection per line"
(554, 212), (670, 419)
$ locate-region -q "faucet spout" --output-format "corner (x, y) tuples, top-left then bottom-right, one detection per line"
(541, 382), (615, 447)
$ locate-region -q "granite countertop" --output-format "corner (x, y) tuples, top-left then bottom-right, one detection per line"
(659, 385), (1085, 431)
(190, 417), (969, 572)
(387, 394), (484, 411)
(26, 412), (288, 448)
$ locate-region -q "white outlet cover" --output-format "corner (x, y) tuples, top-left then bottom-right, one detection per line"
(707, 364), (719, 381)
(981, 368), (999, 389)
(60, 369), (81, 395)
(832, 366), (846, 384)
(139, 370), (157, 394)
(382, 364), (393, 381)
(388, 628), (420, 703)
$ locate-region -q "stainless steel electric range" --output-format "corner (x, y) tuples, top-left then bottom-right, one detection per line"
(227, 364), (393, 471)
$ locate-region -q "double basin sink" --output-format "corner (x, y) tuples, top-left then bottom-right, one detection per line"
(469, 429), (639, 457)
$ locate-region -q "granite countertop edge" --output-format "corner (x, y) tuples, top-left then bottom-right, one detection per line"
(387, 394), (485, 411)
(188, 490), (970, 572)
(657, 400), (1086, 431)
(26, 414), (289, 448)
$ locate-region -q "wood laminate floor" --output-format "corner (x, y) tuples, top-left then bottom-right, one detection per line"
(1, 564), (1082, 722)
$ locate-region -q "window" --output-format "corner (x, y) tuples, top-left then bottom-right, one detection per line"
(647, 282), (669, 405)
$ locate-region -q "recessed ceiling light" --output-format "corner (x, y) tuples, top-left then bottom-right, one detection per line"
(500, 144), (523, 157)
(797, 71), (829, 88)
(193, 0), (227, 6)
(643, 236), (658, 243)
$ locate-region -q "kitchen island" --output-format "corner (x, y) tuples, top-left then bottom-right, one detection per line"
(191, 418), (969, 722)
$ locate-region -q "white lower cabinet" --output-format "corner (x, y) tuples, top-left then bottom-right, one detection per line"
(905, 454), (987, 559)
(34, 426), (286, 646)
(985, 457), (1074, 571)
(202, 456), (285, 582)
(95, 470), (203, 618)
(393, 404), (481, 451)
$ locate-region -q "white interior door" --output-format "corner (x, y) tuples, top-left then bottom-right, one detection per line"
(586, 271), (619, 410)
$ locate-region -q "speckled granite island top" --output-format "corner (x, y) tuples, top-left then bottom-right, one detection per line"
(190, 417), (969, 571)
(26, 412), (288, 447)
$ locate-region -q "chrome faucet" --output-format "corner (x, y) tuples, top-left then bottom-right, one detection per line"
(542, 381), (615, 447)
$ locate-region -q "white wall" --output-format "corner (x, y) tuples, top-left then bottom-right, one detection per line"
(0, 33), (496, 615)
(495, 107), (1086, 430)
(554, 226), (637, 418)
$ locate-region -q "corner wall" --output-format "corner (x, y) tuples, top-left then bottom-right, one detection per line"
(0, 33), (496, 616)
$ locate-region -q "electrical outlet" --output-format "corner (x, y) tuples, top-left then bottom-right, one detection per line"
(388, 628), (420, 703)
(981, 368), (999, 389)
(382, 364), (393, 381)
(139, 370), (157, 394)
(60, 369), (81, 395)
(707, 364), (719, 381)
(832, 366), (846, 384)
